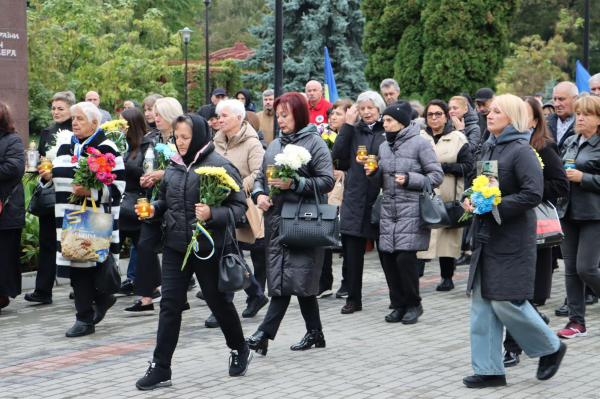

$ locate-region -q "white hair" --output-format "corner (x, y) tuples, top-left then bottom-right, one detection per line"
(590, 73), (600, 87)
(356, 91), (386, 113)
(153, 97), (183, 123)
(380, 78), (400, 92)
(216, 99), (246, 125)
(554, 81), (579, 98)
(70, 102), (102, 127)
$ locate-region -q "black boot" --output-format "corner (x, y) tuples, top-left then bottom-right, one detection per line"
(135, 362), (172, 391)
(246, 330), (269, 356)
(93, 295), (117, 325)
(463, 375), (507, 388)
(290, 330), (326, 351)
(65, 320), (95, 337)
(436, 278), (454, 292)
(229, 345), (253, 377)
(537, 342), (567, 380)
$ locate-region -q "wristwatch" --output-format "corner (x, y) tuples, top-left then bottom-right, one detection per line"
(289, 177), (298, 191)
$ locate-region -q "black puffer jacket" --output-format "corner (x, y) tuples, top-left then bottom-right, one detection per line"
(0, 131), (25, 230)
(332, 119), (386, 238)
(152, 142), (247, 254)
(462, 104), (481, 151)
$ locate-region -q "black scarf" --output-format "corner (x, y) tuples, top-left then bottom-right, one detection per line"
(179, 114), (211, 166)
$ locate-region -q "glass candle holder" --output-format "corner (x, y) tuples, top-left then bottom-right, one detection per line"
(266, 165), (276, 180)
(564, 159), (576, 170)
(366, 155), (378, 171)
(357, 145), (368, 160)
(40, 157), (53, 174)
(136, 198), (151, 218)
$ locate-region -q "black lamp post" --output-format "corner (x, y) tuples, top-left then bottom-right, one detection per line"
(204, 0), (212, 105)
(274, 0), (283, 135)
(179, 27), (194, 112)
(583, 0), (590, 70)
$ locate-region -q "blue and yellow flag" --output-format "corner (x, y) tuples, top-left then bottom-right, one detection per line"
(576, 60), (591, 93)
(324, 47), (339, 103)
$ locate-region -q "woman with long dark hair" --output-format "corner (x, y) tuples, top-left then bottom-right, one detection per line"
(246, 92), (335, 355)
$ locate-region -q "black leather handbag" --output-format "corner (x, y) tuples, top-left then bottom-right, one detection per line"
(94, 254), (121, 294)
(279, 188), (340, 247)
(27, 185), (56, 217)
(419, 176), (451, 229)
(444, 166), (471, 229)
(218, 209), (252, 293)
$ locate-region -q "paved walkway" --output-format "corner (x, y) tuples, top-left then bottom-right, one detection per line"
(1, 253), (600, 399)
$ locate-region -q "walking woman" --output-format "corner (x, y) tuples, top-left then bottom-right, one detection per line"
(555, 95), (600, 339)
(0, 103), (25, 315)
(39, 102), (125, 337)
(419, 100), (474, 292)
(502, 96), (569, 366)
(246, 92), (335, 355)
(25, 91), (75, 305)
(135, 114), (251, 390)
(332, 91), (386, 314)
(462, 94), (565, 388)
(367, 101), (444, 324)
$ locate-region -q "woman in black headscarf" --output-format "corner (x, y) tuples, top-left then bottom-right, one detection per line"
(135, 114), (251, 391)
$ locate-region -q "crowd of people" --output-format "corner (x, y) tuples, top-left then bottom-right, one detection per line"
(1, 71), (600, 391)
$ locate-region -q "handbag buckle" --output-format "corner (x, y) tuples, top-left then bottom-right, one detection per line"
(303, 212), (313, 220)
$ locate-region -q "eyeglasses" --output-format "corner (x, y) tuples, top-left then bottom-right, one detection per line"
(427, 112), (444, 119)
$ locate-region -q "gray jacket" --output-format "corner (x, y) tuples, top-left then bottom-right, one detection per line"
(252, 124), (335, 297)
(368, 122), (444, 253)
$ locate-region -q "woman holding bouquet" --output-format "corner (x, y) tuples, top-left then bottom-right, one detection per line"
(246, 92), (335, 356)
(462, 94), (565, 388)
(135, 114), (251, 390)
(38, 102), (125, 337)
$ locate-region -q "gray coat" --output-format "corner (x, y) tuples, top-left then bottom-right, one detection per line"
(252, 124), (335, 297)
(368, 122), (444, 252)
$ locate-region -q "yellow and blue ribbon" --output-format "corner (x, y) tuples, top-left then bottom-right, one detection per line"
(193, 222), (215, 260)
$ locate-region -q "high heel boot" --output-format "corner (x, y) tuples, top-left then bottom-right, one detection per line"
(246, 330), (269, 356)
(290, 330), (326, 351)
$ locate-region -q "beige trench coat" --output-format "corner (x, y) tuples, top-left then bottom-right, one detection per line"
(214, 121), (265, 243)
(417, 129), (468, 259)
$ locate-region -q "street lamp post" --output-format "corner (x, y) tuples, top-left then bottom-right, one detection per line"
(583, 0), (590, 70)
(204, 0), (212, 105)
(274, 0), (283, 135)
(179, 27), (194, 113)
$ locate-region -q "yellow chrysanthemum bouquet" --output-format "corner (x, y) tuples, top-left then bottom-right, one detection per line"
(100, 120), (128, 154)
(458, 175), (502, 222)
(182, 166), (240, 269)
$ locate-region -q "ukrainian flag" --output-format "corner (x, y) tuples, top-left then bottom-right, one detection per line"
(324, 47), (339, 103)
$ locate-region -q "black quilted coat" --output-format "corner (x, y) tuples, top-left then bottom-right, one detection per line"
(252, 124), (335, 297)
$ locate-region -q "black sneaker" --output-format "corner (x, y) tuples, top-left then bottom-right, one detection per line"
(188, 277), (197, 291)
(229, 346), (253, 377)
(124, 301), (155, 316)
(205, 313), (219, 328)
(119, 279), (135, 296)
(335, 288), (348, 298)
(24, 292), (53, 304)
(537, 342), (567, 380)
(136, 362), (172, 391)
(401, 304), (423, 324)
(317, 289), (333, 299)
(503, 351), (520, 367)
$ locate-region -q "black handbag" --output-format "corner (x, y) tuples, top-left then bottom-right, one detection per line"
(0, 182), (21, 219)
(371, 193), (383, 226)
(94, 254), (121, 294)
(419, 176), (451, 229)
(444, 165), (471, 229)
(279, 188), (340, 247)
(119, 190), (146, 224)
(536, 201), (564, 248)
(218, 209), (252, 293)
(27, 185), (56, 217)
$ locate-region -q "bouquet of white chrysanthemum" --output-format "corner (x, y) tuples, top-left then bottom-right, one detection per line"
(267, 144), (312, 201)
(46, 129), (74, 162)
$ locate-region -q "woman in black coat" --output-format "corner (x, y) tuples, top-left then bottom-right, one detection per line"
(502, 97), (569, 367)
(246, 93), (335, 356)
(24, 92), (75, 305)
(462, 94), (565, 389)
(0, 103), (25, 315)
(332, 91), (387, 314)
(135, 114), (251, 391)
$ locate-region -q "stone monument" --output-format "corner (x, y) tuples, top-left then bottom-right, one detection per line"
(0, 0), (28, 142)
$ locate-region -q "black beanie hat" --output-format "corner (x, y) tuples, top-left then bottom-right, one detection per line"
(382, 100), (413, 128)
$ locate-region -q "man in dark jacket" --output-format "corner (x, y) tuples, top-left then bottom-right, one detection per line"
(546, 82), (578, 150)
(475, 88), (494, 143)
(196, 88), (227, 120)
(236, 89), (257, 113)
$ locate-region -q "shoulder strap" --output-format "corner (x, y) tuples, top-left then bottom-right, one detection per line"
(3, 181), (21, 204)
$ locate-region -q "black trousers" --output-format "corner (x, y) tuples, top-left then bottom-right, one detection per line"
(343, 234), (368, 308)
(319, 249), (334, 291)
(379, 250), (421, 309)
(0, 229), (23, 298)
(259, 295), (322, 339)
(533, 247), (553, 303)
(70, 267), (113, 323)
(439, 257), (456, 279)
(250, 244), (267, 293)
(153, 246), (246, 367)
(34, 214), (57, 297)
(133, 222), (162, 297)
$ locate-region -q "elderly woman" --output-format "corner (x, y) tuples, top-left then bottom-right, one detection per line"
(332, 91), (386, 314)
(448, 95), (481, 151)
(213, 99), (269, 319)
(462, 94), (565, 388)
(25, 91), (76, 305)
(555, 95), (600, 339)
(135, 114), (250, 390)
(246, 93), (335, 356)
(0, 103), (25, 315)
(39, 102), (125, 337)
(367, 101), (444, 324)
(418, 100), (474, 292)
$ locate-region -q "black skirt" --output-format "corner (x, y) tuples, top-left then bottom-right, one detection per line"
(0, 229), (23, 298)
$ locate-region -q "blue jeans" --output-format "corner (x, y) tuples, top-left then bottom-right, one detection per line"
(126, 242), (138, 282)
(470, 270), (560, 375)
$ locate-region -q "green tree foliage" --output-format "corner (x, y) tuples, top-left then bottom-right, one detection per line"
(362, 0), (519, 99)
(496, 9), (583, 96)
(27, 0), (180, 133)
(244, 0), (368, 99)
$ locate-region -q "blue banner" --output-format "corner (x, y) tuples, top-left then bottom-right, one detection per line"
(576, 60), (591, 93)
(324, 47), (339, 103)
